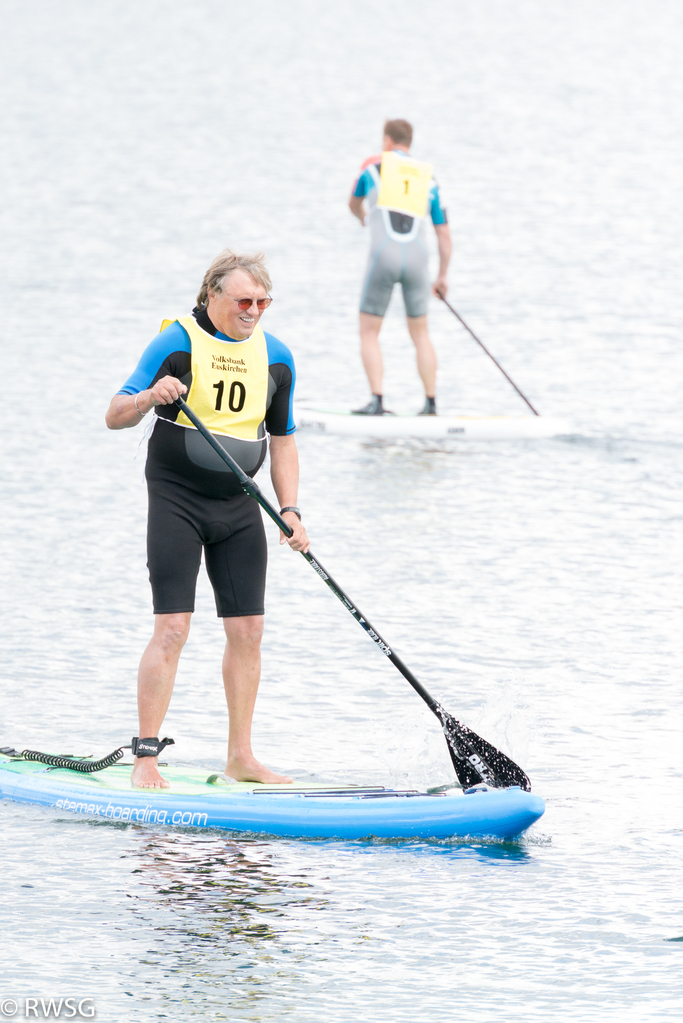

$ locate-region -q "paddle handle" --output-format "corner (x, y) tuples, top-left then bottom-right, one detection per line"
(437, 293), (540, 416)
(173, 397), (440, 713)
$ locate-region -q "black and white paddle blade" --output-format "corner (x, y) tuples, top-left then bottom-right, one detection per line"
(434, 704), (531, 791)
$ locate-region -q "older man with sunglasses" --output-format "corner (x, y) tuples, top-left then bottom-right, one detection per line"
(106, 249), (308, 789)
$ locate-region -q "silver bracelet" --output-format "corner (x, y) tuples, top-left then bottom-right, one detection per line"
(134, 394), (147, 417)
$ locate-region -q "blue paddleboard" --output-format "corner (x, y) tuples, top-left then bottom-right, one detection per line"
(0, 754), (544, 840)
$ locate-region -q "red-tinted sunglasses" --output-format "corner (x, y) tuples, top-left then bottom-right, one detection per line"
(227, 295), (273, 311)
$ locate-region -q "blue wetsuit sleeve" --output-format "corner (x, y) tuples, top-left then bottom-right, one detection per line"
(430, 181), (448, 225)
(117, 321), (191, 395)
(353, 168), (372, 198)
(264, 332), (296, 435)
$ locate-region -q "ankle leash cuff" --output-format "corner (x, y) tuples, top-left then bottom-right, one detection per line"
(131, 736), (176, 758)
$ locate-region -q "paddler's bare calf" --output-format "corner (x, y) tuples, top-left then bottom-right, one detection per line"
(131, 612), (292, 790)
(105, 250), (309, 789)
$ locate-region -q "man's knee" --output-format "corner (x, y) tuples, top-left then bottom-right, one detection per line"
(224, 615), (264, 648)
(153, 613), (191, 654)
(359, 312), (384, 341)
(406, 314), (429, 339)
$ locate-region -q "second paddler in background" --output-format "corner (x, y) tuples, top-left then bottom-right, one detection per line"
(349, 118), (452, 416)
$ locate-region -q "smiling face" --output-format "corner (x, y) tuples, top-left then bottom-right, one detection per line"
(206, 269), (269, 340)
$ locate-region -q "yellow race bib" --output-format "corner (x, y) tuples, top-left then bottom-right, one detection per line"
(376, 151), (433, 219)
(170, 316), (269, 440)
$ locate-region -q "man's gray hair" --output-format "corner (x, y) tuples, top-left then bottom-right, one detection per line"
(196, 249), (272, 309)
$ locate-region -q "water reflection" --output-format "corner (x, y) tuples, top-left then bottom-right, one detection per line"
(119, 824), (535, 960)
(124, 830), (327, 952)
(110, 823), (543, 1018)
(117, 829), (343, 1018)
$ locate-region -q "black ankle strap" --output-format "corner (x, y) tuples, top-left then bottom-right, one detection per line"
(131, 736), (175, 758)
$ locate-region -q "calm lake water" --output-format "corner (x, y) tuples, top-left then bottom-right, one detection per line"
(1, 1), (682, 1020)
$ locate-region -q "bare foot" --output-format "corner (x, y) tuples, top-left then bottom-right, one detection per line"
(131, 757), (170, 789)
(226, 754), (292, 784)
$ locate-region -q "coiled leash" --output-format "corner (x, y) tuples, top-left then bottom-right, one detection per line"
(0, 737), (175, 774)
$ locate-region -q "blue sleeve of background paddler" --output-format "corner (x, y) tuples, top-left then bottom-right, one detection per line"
(429, 181), (448, 225)
(353, 168), (372, 198)
(117, 321), (191, 395)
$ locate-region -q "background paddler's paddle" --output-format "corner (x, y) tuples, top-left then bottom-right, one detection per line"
(174, 396), (531, 791)
(436, 291), (540, 416)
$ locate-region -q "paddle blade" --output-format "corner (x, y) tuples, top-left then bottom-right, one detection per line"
(434, 704), (531, 791)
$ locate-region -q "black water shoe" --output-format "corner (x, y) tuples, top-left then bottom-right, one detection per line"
(418, 396), (437, 416)
(352, 395), (393, 415)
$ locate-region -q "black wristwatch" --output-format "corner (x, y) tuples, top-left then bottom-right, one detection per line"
(280, 506), (302, 521)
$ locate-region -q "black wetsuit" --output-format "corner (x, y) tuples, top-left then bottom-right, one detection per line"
(117, 308), (296, 616)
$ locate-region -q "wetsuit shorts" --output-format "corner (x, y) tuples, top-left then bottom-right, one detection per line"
(360, 237), (430, 318)
(147, 482), (267, 617)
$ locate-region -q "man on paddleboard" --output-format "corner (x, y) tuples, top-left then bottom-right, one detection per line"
(106, 250), (309, 789)
(349, 119), (452, 415)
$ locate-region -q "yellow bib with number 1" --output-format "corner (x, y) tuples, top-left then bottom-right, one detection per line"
(376, 151), (433, 219)
(163, 315), (269, 440)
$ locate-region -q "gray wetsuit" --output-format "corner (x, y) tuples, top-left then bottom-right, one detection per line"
(353, 152), (448, 318)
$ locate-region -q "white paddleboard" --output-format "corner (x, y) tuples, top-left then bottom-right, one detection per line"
(296, 405), (571, 440)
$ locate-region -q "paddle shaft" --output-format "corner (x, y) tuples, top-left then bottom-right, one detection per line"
(174, 397), (439, 714)
(437, 293), (540, 416)
(172, 396), (532, 791)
